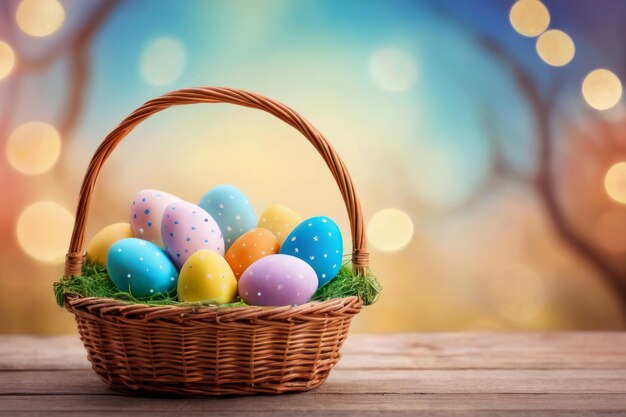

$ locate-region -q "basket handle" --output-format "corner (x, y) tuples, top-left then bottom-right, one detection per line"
(64, 87), (369, 277)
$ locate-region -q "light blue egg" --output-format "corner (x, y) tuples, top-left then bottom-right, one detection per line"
(106, 238), (178, 298)
(280, 216), (343, 286)
(198, 185), (257, 251)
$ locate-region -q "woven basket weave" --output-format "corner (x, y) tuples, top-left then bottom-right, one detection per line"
(62, 87), (370, 396)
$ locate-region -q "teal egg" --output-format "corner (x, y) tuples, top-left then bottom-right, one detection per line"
(280, 216), (343, 286)
(106, 238), (178, 298)
(198, 185), (257, 251)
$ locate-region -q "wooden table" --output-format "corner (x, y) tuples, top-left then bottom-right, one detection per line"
(1, 333), (625, 416)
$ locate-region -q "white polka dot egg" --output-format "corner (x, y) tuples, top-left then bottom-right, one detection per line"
(225, 228), (280, 280)
(130, 189), (180, 247)
(106, 238), (178, 298)
(280, 216), (343, 287)
(238, 254), (318, 306)
(161, 200), (224, 269)
(258, 204), (302, 245)
(198, 185), (257, 251)
(177, 250), (238, 304)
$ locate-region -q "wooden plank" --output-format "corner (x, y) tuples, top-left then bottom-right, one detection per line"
(2, 411), (626, 417)
(0, 335), (88, 370)
(1, 393), (625, 413)
(1, 334), (626, 415)
(3, 412), (626, 417)
(322, 369), (626, 394)
(1, 368), (625, 395)
(4, 413), (626, 417)
(3, 333), (626, 371)
(0, 412), (547, 417)
(339, 332), (626, 370)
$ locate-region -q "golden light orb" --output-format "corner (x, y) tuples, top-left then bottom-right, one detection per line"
(140, 37), (187, 86)
(16, 0), (65, 37)
(367, 208), (414, 252)
(16, 201), (74, 264)
(536, 29), (575, 66)
(369, 47), (417, 92)
(0, 41), (16, 81)
(6, 122), (62, 175)
(582, 69), (623, 111)
(510, 0), (550, 37)
(604, 162), (626, 204)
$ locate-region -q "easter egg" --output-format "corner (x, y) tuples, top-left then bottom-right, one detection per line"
(130, 189), (180, 247)
(258, 204), (302, 245)
(161, 201), (224, 269)
(238, 254), (317, 306)
(225, 228), (280, 280)
(106, 238), (178, 298)
(198, 185), (257, 251)
(280, 216), (343, 286)
(86, 222), (133, 265)
(178, 250), (238, 304)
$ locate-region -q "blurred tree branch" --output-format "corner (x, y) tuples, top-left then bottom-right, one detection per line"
(432, 5), (626, 316)
(59, 0), (119, 138)
(0, 0), (120, 245)
(479, 103), (534, 185)
(1, 0), (119, 145)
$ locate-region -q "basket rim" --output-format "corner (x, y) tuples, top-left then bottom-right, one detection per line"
(64, 293), (363, 322)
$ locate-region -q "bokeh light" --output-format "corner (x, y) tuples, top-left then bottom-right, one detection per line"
(367, 208), (414, 252)
(604, 162), (626, 204)
(6, 122), (62, 175)
(16, 201), (74, 264)
(16, 0), (65, 37)
(535, 29), (575, 66)
(488, 264), (545, 322)
(509, 0), (550, 37)
(140, 37), (186, 86)
(582, 69), (623, 111)
(0, 41), (16, 81)
(369, 48), (417, 92)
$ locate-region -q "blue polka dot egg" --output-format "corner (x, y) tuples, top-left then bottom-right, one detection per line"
(280, 216), (343, 287)
(106, 238), (178, 298)
(198, 185), (257, 251)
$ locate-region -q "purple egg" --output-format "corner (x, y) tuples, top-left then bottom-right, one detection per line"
(161, 200), (224, 269)
(239, 254), (318, 306)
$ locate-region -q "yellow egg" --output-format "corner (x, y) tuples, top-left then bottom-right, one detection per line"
(178, 250), (238, 304)
(86, 222), (133, 265)
(258, 204), (302, 245)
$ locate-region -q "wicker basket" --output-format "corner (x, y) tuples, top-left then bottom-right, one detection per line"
(62, 87), (370, 396)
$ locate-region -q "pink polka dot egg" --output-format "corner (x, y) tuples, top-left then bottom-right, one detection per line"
(161, 200), (224, 269)
(130, 189), (181, 247)
(238, 254), (318, 306)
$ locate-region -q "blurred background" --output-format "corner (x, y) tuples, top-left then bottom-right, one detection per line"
(1, 0), (625, 334)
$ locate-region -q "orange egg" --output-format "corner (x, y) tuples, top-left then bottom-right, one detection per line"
(225, 228), (280, 280)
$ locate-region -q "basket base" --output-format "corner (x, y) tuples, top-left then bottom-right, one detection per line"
(67, 295), (362, 397)
(98, 370), (330, 397)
